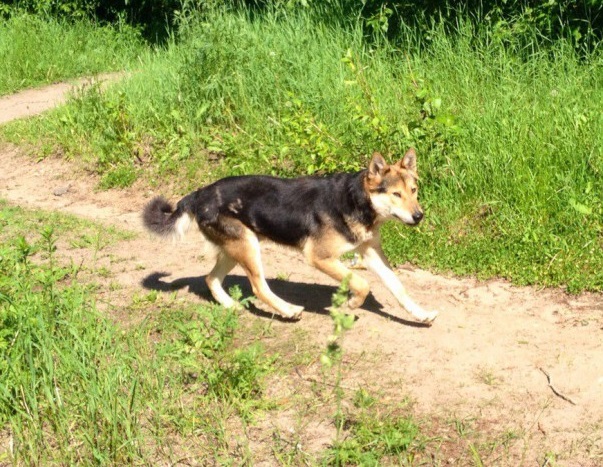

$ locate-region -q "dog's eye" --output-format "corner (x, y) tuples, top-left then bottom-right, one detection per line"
(411, 187), (417, 194)
(393, 192), (402, 198)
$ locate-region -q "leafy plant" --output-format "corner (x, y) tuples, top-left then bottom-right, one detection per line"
(324, 413), (420, 466)
(320, 276), (356, 445)
(279, 96), (347, 175)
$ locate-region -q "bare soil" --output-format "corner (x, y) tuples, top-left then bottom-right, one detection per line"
(1, 80), (602, 466)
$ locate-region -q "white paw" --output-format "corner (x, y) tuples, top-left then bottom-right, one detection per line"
(418, 310), (438, 324)
(282, 304), (304, 321)
(226, 300), (244, 311)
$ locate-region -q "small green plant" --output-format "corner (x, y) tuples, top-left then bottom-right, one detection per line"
(452, 416), (475, 438)
(469, 442), (485, 467)
(99, 164), (138, 189)
(475, 365), (502, 386)
(324, 414), (421, 466)
(320, 276), (356, 444)
(228, 284), (253, 309)
(320, 277), (356, 369)
(543, 451), (558, 466)
(276, 271), (291, 281)
(353, 387), (376, 409)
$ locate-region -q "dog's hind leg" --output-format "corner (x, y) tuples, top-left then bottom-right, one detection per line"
(205, 251), (238, 309)
(223, 231), (304, 320)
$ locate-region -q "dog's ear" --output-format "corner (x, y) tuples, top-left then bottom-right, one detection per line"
(397, 148), (417, 173)
(368, 152), (387, 179)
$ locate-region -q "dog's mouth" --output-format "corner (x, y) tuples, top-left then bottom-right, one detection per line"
(392, 212), (420, 226)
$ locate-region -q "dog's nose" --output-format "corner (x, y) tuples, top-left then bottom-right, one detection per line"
(412, 211), (423, 223)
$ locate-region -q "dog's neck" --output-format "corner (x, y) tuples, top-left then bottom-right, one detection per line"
(345, 170), (379, 229)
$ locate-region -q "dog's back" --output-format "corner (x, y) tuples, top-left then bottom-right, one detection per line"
(146, 172), (375, 247)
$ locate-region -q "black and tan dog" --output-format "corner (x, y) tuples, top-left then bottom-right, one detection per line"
(143, 148), (438, 324)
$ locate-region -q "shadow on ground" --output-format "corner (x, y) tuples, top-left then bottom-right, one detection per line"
(141, 271), (430, 327)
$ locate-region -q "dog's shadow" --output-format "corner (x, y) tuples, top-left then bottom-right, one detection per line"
(141, 272), (430, 327)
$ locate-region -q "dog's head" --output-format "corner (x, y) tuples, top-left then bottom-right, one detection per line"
(364, 148), (423, 226)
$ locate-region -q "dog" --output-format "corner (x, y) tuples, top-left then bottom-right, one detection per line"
(143, 148), (438, 324)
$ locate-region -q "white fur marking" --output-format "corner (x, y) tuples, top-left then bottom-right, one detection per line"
(362, 247), (438, 323)
(228, 198), (243, 214)
(174, 212), (192, 241)
(369, 193), (413, 224)
(206, 253), (238, 309)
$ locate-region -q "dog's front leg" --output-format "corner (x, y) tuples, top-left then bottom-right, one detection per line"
(359, 243), (438, 324)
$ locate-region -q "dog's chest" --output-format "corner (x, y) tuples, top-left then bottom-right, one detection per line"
(344, 216), (376, 245)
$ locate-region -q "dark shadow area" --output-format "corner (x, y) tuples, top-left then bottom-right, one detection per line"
(142, 271), (432, 328)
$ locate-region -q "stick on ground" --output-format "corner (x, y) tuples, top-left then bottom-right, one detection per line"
(539, 367), (577, 406)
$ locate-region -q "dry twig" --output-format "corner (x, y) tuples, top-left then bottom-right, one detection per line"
(539, 367), (577, 406)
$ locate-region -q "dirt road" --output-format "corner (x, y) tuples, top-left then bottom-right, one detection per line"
(1, 79), (601, 465)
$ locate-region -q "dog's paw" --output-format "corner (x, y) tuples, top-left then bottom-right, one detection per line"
(282, 304), (304, 321)
(226, 301), (244, 312)
(419, 310), (438, 325)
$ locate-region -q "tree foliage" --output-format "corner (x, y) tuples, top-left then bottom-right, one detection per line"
(244, 0), (603, 50)
(0, 0), (183, 40)
(2, 0), (602, 48)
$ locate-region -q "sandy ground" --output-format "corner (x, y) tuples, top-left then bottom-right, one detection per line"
(1, 79), (602, 466)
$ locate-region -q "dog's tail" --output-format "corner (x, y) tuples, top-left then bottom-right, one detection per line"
(143, 195), (193, 239)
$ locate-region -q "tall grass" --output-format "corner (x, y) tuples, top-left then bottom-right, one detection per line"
(0, 201), (275, 463)
(2, 6), (602, 291)
(387, 24), (603, 291)
(0, 13), (145, 95)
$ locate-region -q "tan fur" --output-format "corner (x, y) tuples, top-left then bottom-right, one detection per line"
(206, 220), (304, 318)
(302, 227), (371, 309)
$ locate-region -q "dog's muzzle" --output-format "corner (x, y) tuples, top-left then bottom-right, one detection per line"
(412, 210), (424, 224)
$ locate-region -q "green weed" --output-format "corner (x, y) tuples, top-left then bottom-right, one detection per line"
(324, 409), (421, 466)
(320, 276), (356, 444)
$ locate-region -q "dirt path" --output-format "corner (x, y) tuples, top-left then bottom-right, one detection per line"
(0, 73), (123, 124)
(1, 80), (602, 466)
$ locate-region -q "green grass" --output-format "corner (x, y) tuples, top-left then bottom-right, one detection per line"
(2, 6), (602, 292)
(325, 412), (422, 466)
(0, 12), (145, 95)
(0, 198), (135, 248)
(0, 200), (279, 463)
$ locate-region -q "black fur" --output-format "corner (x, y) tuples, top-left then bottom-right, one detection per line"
(143, 196), (181, 236)
(144, 170), (377, 246)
